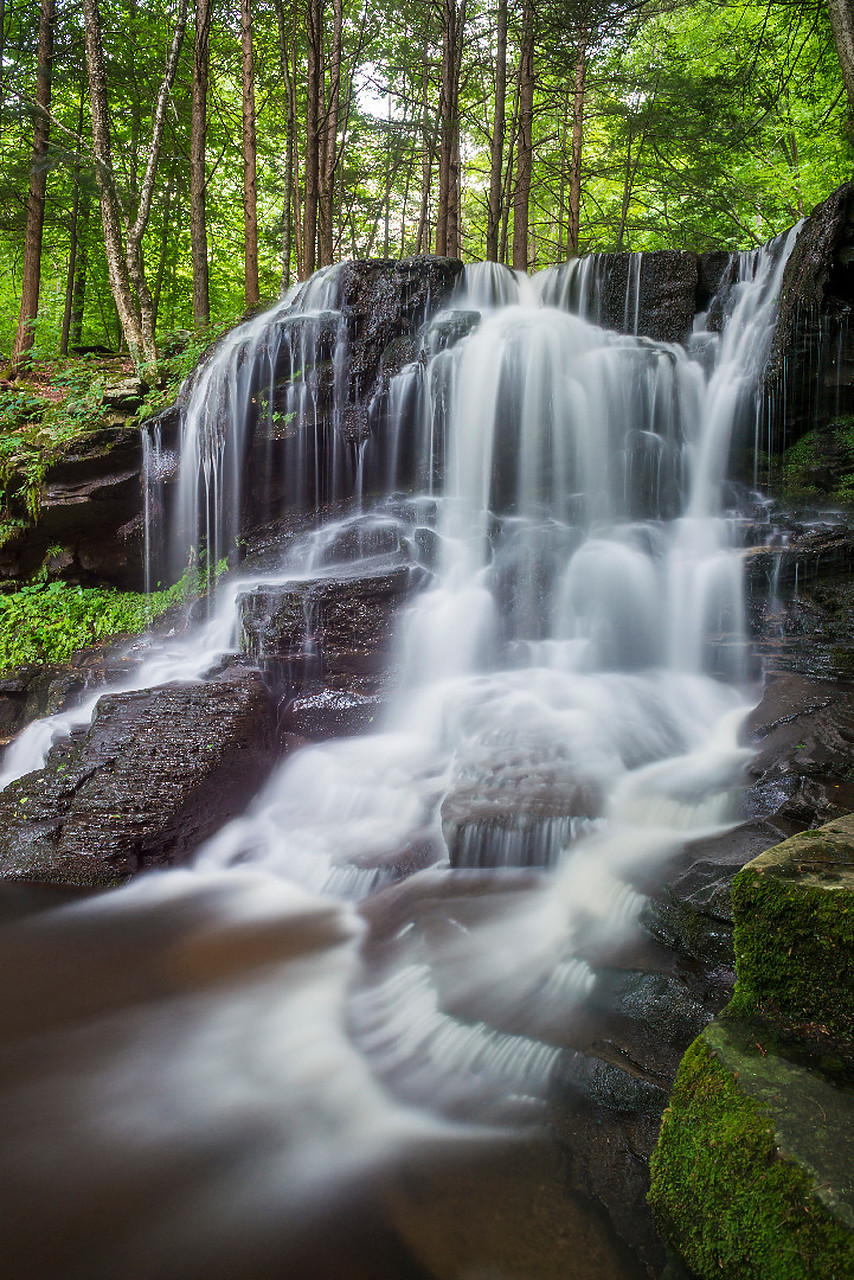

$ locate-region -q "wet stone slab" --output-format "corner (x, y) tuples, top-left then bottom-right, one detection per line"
(0, 664), (276, 887)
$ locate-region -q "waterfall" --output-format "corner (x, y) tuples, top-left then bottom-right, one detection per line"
(0, 234), (804, 1273)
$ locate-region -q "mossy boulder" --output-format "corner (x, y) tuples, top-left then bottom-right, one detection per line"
(730, 816), (854, 1043)
(649, 817), (854, 1278)
(649, 1019), (854, 1280)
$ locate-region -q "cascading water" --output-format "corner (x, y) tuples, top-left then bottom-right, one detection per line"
(0, 232), (802, 1277)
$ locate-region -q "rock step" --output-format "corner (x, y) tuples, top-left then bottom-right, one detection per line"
(0, 663), (276, 887)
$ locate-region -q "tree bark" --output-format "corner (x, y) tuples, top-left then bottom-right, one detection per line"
(191, 0), (212, 327)
(512, 0), (534, 271)
(241, 0), (259, 306)
(12, 0), (55, 366)
(486, 0), (507, 262)
(153, 180), (174, 330)
(70, 198), (89, 350)
(83, 0), (188, 371)
(60, 82), (87, 356)
(567, 22), (587, 255)
(828, 0), (854, 122)
(303, 0), (324, 278)
(435, 0), (466, 257)
(275, 0), (297, 289)
(318, 0), (342, 266)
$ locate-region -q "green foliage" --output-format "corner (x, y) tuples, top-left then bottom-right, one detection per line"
(0, 561), (215, 676)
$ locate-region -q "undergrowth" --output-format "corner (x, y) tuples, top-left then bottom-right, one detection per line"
(0, 561), (212, 675)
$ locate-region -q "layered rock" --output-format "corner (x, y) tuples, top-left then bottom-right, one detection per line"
(0, 663), (276, 887)
(0, 426), (145, 590)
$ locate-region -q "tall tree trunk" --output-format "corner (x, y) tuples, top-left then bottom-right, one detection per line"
(60, 80), (86, 357)
(191, 0), (212, 327)
(828, 0), (854, 122)
(512, 0), (534, 271)
(70, 198), (89, 349)
(152, 180), (173, 330)
(567, 22), (587, 255)
(275, 0), (297, 289)
(435, 0), (466, 257)
(303, 0), (324, 277)
(241, 0), (259, 306)
(500, 77), (519, 264)
(83, 0), (188, 371)
(415, 45), (434, 253)
(318, 0), (342, 266)
(12, 0), (55, 366)
(486, 0), (507, 262)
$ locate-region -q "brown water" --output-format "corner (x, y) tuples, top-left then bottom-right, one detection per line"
(0, 877), (645, 1280)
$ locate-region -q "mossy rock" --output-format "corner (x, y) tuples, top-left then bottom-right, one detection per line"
(730, 816), (854, 1043)
(649, 1020), (854, 1279)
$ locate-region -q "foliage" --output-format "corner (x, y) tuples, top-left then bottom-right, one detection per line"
(0, 558), (218, 675)
(2, 0), (853, 364)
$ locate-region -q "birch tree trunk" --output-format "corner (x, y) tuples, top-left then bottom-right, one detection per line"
(303, 0), (324, 278)
(318, 0), (342, 266)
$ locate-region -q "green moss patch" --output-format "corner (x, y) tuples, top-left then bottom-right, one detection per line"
(730, 816), (854, 1042)
(649, 1023), (854, 1279)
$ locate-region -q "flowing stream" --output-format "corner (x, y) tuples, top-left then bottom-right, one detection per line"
(0, 234), (800, 1278)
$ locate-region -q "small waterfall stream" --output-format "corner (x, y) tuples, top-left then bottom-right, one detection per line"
(0, 233), (802, 1278)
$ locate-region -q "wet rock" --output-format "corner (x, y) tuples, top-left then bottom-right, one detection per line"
(743, 672), (854, 828)
(764, 181), (854, 447)
(282, 688), (386, 740)
(587, 250), (698, 344)
(340, 256), (464, 400)
(239, 566), (427, 677)
(0, 664), (276, 887)
(642, 820), (791, 968)
(696, 249), (734, 313)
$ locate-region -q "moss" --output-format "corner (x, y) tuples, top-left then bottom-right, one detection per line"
(772, 418), (854, 506)
(730, 818), (854, 1042)
(649, 1032), (854, 1279)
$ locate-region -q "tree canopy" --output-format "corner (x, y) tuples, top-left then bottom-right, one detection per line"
(3, 0), (852, 367)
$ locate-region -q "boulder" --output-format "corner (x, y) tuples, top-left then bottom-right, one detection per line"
(0, 663), (276, 887)
(649, 818), (854, 1279)
(730, 817), (854, 1041)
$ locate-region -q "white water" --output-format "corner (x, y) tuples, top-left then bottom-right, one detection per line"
(0, 234), (801, 1273)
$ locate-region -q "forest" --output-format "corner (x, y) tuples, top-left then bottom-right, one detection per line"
(4, 0), (854, 373)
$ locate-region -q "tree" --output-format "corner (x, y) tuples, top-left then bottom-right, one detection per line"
(512, 0), (534, 269)
(827, 0), (854, 125)
(191, 0), (213, 328)
(12, 0), (55, 365)
(82, 0), (189, 371)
